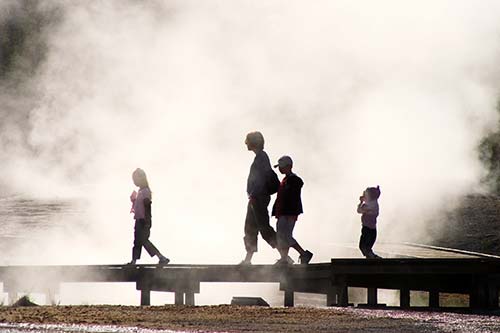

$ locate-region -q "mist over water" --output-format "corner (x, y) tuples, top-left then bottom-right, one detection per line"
(1, 1), (500, 304)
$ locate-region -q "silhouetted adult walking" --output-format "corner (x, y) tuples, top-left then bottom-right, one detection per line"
(240, 131), (278, 265)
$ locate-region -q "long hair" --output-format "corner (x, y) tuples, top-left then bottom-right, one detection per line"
(132, 168), (150, 190)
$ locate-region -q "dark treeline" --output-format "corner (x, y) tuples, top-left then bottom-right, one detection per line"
(0, 0), (60, 85)
(479, 99), (500, 194)
(0, 1), (62, 158)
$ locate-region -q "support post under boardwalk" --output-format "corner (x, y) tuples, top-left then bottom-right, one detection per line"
(284, 290), (294, 307)
(140, 290), (151, 306)
(469, 275), (492, 309)
(334, 275), (349, 307)
(338, 285), (349, 307)
(185, 292), (195, 306)
(327, 287), (338, 306)
(429, 290), (439, 308)
(367, 288), (378, 306)
(400, 289), (410, 309)
(487, 282), (499, 309)
(175, 292), (184, 305)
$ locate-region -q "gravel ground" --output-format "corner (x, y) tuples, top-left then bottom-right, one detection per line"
(0, 305), (500, 333)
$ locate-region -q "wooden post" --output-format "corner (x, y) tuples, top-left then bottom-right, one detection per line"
(429, 290), (439, 308)
(175, 291), (184, 305)
(338, 284), (349, 307)
(400, 289), (410, 309)
(334, 275), (349, 307)
(327, 287), (338, 306)
(470, 290), (477, 309)
(487, 282), (498, 309)
(470, 279), (485, 309)
(469, 275), (489, 309)
(185, 292), (195, 306)
(140, 289), (151, 306)
(284, 290), (294, 307)
(471, 284), (489, 309)
(367, 288), (378, 306)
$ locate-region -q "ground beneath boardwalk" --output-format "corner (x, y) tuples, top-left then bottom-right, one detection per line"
(1, 305), (500, 332)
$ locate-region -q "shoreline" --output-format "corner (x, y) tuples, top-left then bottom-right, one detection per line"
(1, 305), (500, 333)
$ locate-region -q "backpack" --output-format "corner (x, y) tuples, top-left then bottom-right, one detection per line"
(266, 169), (281, 195)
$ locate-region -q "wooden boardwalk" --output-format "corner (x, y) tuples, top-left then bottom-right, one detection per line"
(1, 244), (499, 310)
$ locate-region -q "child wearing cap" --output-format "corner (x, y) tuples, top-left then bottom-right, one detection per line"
(357, 186), (382, 259)
(272, 155), (313, 265)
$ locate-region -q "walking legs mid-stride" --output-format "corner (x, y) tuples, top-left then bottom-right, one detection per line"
(127, 168), (170, 265)
(272, 156), (313, 265)
(240, 131), (280, 265)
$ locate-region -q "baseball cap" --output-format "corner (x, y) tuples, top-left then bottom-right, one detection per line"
(274, 155), (293, 168)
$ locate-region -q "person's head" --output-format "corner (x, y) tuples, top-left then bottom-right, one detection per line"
(132, 168), (149, 189)
(274, 155), (293, 175)
(245, 131), (265, 151)
(364, 186), (381, 201)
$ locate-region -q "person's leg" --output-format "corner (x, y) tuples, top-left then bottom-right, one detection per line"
(276, 216), (290, 260)
(283, 218), (303, 256)
(136, 222), (169, 264)
(278, 248), (289, 260)
(291, 243), (305, 256)
(276, 216), (302, 265)
(140, 223), (157, 256)
(242, 200), (258, 264)
(252, 196), (277, 248)
(285, 218), (297, 257)
(281, 217), (313, 264)
(366, 228), (378, 258)
(360, 226), (378, 258)
(131, 220), (144, 263)
(143, 230), (165, 258)
(359, 226), (369, 258)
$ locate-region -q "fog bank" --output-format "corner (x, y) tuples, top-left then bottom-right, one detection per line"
(1, 1), (500, 269)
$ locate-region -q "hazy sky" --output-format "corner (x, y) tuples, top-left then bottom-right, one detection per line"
(1, 1), (500, 268)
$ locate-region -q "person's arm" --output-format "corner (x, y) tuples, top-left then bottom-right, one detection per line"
(248, 153), (271, 198)
(357, 202), (365, 214)
(358, 202), (377, 215)
(144, 197), (152, 222)
(130, 190), (137, 213)
(287, 177), (302, 207)
(247, 168), (262, 198)
(357, 193), (365, 214)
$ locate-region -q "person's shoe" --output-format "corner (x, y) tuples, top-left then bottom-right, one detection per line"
(238, 259), (252, 265)
(299, 250), (313, 265)
(158, 256), (170, 264)
(126, 260), (137, 265)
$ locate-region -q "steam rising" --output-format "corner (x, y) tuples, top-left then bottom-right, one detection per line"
(1, 1), (500, 304)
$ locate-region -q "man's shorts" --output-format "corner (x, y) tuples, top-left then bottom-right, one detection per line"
(276, 215), (298, 249)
